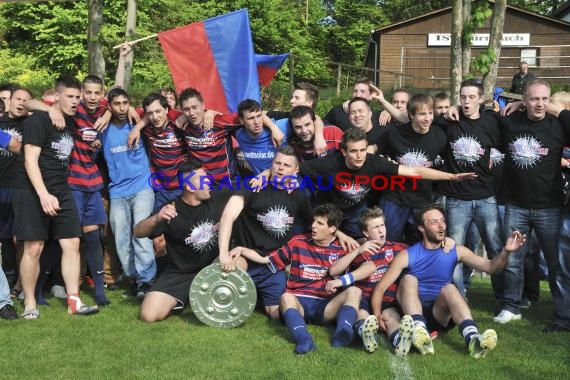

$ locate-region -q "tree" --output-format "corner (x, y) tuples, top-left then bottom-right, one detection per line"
(450, 0), (463, 103)
(87, 0), (105, 79)
(482, 0), (507, 98)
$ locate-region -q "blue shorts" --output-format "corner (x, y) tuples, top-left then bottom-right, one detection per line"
(0, 187), (14, 239)
(72, 190), (107, 226)
(422, 300), (455, 332)
(297, 295), (332, 325)
(359, 296), (399, 314)
(154, 189), (182, 212)
(247, 262), (286, 307)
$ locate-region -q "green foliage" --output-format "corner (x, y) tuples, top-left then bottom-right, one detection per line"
(0, 48), (54, 95)
(469, 47), (497, 77)
(463, 1), (493, 46)
(380, 0), (452, 21)
(321, 0), (390, 69)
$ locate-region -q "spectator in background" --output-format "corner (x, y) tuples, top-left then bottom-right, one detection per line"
(510, 61), (536, 95)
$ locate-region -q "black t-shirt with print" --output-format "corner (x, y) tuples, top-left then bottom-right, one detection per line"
(0, 115), (26, 188)
(18, 111), (75, 192)
(436, 112), (502, 200)
(500, 110), (570, 209)
(234, 184), (313, 256)
(300, 151), (399, 213)
(377, 122), (447, 208)
(151, 191), (232, 273)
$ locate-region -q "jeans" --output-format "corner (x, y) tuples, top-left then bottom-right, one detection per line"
(462, 222), (481, 292)
(379, 198), (417, 243)
(501, 205), (570, 328)
(340, 203), (368, 240)
(0, 266), (13, 309)
(446, 196), (503, 299)
(110, 189), (156, 285)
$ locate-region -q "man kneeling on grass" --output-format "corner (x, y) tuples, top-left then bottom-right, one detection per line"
(371, 206), (525, 358)
(231, 204), (361, 354)
(134, 160), (233, 322)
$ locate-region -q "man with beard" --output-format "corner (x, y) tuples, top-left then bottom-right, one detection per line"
(371, 206), (524, 358)
(134, 160), (232, 322)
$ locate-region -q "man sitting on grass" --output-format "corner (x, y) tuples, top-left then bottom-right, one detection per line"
(232, 204), (361, 354)
(371, 206), (525, 358)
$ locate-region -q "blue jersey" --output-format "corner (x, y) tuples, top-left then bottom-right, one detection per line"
(101, 121), (151, 199)
(407, 243), (457, 304)
(235, 122), (289, 175)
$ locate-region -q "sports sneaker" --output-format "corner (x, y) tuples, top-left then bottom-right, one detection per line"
(493, 310), (522, 324)
(395, 315), (414, 356)
(0, 304), (18, 320)
(469, 329), (497, 359)
(50, 285), (67, 299)
(136, 283), (152, 299)
(67, 295), (99, 316)
(520, 298), (532, 309)
(361, 315), (379, 353)
(412, 325), (434, 355)
(104, 282), (119, 291)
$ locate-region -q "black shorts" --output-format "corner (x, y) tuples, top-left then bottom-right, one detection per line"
(150, 267), (200, 309)
(0, 187), (14, 239)
(422, 301), (456, 332)
(13, 189), (82, 241)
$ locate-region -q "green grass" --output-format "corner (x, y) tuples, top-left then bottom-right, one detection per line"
(1, 278), (567, 380)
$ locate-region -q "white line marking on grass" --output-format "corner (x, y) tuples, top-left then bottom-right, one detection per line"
(379, 335), (415, 380)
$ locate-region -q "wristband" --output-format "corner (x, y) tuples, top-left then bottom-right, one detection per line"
(340, 273), (355, 287)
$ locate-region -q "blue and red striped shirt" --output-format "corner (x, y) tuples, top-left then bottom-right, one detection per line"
(288, 124), (344, 162)
(141, 120), (188, 190)
(67, 101), (107, 192)
(182, 113), (241, 184)
(268, 233), (348, 299)
(351, 241), (407, 301)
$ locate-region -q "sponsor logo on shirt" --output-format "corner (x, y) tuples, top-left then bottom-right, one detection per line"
(185, 220), (219, 252)
(51, 133), (74, 163)
(508, 135), (548, 169)
(256, 206), (294, 238)
(450, 135), (485, 165)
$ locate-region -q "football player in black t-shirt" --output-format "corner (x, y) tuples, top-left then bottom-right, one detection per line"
(135, 160), (232, 322)
(13, 75), (98, 318)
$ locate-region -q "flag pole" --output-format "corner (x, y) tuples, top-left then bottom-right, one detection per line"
(112, 34), (158, 49)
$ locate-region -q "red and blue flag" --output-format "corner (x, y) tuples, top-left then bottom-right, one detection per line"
(158, 9), (260, 114)
(255, 53), (289, 87)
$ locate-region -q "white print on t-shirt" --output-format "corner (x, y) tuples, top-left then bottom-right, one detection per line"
(490, 148), (505, 168)
(184, 220), (219, 252)
(51, 133), (73, 163)
(450, 135), (484, 165)
(397, 150), (433, 167)
(256, 206), (294, 238)
(509, 135), (548, 169)
(0, 128), (21, 157)
(300, 264), (328, 281)
(340, 183), (369, 205)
